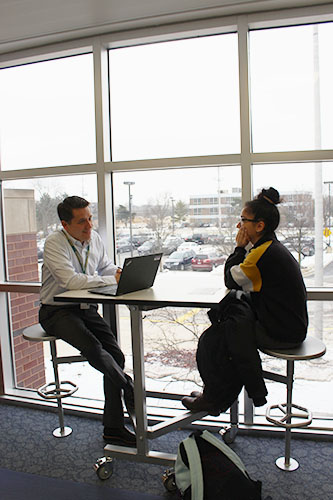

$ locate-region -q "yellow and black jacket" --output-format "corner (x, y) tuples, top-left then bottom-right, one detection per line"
(224, 233), (308, 344)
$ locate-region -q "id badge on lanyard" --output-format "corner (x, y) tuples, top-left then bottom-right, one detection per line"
(62, 230), (90, 274)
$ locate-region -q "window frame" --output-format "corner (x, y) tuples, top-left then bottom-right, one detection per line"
(1, 4), (333, 434)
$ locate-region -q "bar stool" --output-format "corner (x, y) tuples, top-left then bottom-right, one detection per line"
(260, 336), (326, 471)
(23, 324), (80, 438)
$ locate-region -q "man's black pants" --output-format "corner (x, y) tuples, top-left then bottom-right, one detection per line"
(39, 304), (127, 428)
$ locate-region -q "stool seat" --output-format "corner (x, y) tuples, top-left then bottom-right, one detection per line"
(260, 335), (326, 471)
(260, 336), (326, 361)
(23, 324), (56, 343)
(23, 323), (79, 438)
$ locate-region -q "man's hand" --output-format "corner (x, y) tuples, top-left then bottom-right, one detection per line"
(236, 227), (250, 248)
(115, 268), (122, 283)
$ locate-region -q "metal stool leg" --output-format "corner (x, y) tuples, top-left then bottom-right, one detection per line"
(220, 398), (239, 444)
(275, 360), (299, 471)
(50, 340), (73, 438)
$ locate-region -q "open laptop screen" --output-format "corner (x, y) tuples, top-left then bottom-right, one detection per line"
(88, 253), (162, 296)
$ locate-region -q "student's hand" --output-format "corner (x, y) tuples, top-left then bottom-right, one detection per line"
(236, 227), (250, 248)
(115, 268), (122, 283)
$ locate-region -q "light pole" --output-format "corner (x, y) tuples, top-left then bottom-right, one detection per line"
(124, 181), (135, 256)
(170, 197), (175, 235)
(324, 181), (333, 247)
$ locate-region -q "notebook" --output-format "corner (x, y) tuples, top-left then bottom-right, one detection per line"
(88, 253), (162, 296)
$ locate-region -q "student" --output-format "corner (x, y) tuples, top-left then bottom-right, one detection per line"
(182, 187), (308, 414)
(225, 186), (308, 349)
(39, 196), (136, 446)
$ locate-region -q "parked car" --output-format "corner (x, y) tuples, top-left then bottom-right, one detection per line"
(191, 250), (226, 272)
(131, 234), (150, 248)
(184, 233), (206, 245)
(163, 250), (196, 270)
(116, 238), (134, 253)
(177, 241), (200, 253)
(162, 236), (184, 255)
(206, 234), (224, 245)
(137, 239), (160, 256)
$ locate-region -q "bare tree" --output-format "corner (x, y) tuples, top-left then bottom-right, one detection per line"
(116, 204), (131, 227)
(144, 306), (210, 387)
(216, 195), (242, 256)
(279, 192), (314, 263)
(144, 194), (172, 247)
(36, 192), (67, 236)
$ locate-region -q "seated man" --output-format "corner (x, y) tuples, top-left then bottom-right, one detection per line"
(39, 195), (135, 446)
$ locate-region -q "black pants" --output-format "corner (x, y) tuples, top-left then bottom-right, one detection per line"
(39, 304), (127, 428)
(255, 321), (302, 350)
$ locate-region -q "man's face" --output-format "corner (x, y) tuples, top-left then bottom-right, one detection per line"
(62, 206), (93, 243)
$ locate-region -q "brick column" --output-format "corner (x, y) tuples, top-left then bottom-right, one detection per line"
(4, 189), (46, 390)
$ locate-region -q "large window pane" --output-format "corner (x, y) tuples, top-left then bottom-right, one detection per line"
(0, 54), (96, 170)
(4, 175), (99, 398)
(3, 175), (97, 282)
(253, 162), (333, 287)
(113, 166), (241, 396)
(255, 300), (332, 422)
(250, 23), (333, 152)
(109, 34), (240, 161)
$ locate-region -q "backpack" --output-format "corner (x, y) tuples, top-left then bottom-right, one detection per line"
(174, 429), (262, 500)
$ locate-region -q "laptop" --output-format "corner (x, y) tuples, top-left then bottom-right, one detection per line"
(88, 253), (162, 296)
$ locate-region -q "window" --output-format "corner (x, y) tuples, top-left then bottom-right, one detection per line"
(0, 54), (96, 170)
(257, 300), (332, 421)
(1, 8), (333, 429)
(250, 23), (333, 152)
(3, 175), (97, 282)
(252, 162), (333, 287)
(3, 175), (98, 396)
(113, 166), (241, 395)
(109, 33), (240, 161)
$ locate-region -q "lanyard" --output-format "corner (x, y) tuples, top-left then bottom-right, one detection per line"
(62, 230), (90, 274)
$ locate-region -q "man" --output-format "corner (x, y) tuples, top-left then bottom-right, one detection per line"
(39, 196), (136, 446)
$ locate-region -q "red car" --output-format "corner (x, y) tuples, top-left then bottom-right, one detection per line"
(191, 251), (226, 272)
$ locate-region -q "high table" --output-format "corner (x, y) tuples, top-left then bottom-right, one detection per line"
(54, 273), (228, 472)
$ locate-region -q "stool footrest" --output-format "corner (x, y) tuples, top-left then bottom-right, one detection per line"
(38, 381), (78, 400)
(266, 402), (312, 429)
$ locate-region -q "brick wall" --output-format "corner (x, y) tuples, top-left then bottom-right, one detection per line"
(7, 232), (46, 389)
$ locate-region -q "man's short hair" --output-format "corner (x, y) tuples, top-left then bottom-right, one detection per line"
(57, 196), (90, 223)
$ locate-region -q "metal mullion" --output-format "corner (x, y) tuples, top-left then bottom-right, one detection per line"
(237, 16), (252, 203)
(104, 154), (241, 173)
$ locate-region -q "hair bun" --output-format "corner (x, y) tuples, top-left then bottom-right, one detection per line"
(259, 187), (280, 205)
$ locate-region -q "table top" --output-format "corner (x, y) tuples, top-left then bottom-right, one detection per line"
(54, 272), (227, 309)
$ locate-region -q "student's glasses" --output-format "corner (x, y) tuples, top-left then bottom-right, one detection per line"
(239, 217), (258, 223)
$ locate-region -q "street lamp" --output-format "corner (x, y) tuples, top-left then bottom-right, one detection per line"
(324, 181), (333, 247)
(170, 197), (175, 235)
(124, 181), (135, 256)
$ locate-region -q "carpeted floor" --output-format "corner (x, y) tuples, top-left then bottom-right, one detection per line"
(0, 402), (332, 499)
(0, 468), (165, 500)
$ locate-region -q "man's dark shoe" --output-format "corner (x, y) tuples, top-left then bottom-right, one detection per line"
(182, 394), (221, 416)
(253, 396), (267, 407)
(103, 426), (136, 447)
(190, 390), (202, 398)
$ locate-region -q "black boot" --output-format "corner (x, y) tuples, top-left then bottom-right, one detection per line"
(181, 394), (221, 416)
